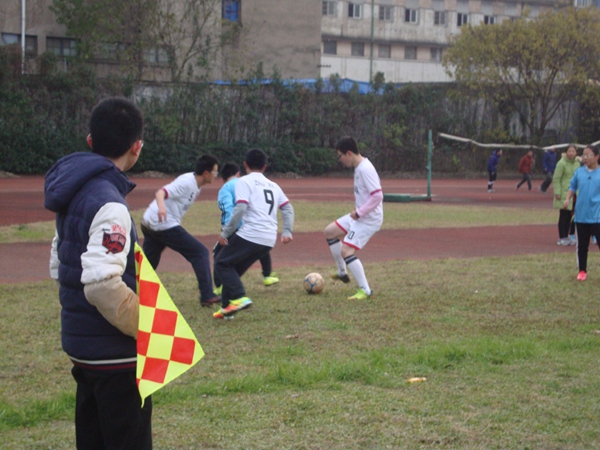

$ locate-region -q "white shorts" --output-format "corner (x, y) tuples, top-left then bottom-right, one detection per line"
(335, 214), (381, 250)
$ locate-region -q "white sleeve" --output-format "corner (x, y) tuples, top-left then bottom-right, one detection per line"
(81, 202), (132, 284)
(49, 230), (60, 280)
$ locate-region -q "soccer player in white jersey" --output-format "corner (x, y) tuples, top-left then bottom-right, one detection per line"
(213, 149), (294, 318)
(141, 154), (220, 307)
(324, 136), (383, 300)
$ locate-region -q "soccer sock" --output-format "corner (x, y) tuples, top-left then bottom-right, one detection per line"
(327, 238), (347, 275)
(488, 181), (493, 189)
(344, 255), (371, 295)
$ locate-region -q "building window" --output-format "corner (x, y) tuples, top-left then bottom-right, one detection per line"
(484, 15), (495, 24)
(322, 1), (336, 16)
(351, 42), (365, 57)
(222, 0), (240, 22)
(46, 37), (77, 57)
(323, 40), (337, 55)
(405, 46), (417, 60)
(348, 3), (362, 18)
(98, 42), (125, 61)
(1, 33), (37, 58)
(434, 11), (446, 25)
(430, 47), (443, 61)
(144, 47), (169, 64)
(378, 44), (391, 58)
(405, 8), (418, 23)
(379, 5), (393, 21)
(457, 13), (469, 26)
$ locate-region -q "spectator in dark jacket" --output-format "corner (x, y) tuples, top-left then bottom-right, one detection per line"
(516, 150), (534, 191)
(539, 147), (557, 193)
(44, 98), (152, 449)
(487, 149), (502, 193)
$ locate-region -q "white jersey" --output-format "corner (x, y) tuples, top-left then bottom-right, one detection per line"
(354, 158), (383, 224)
(235, 172), (289, 247)
(142, 172), (200, 231)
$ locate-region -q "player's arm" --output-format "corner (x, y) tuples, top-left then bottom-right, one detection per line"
(280, 202), (294, 244)
(354, 189), (383, 219)
(81, 202), (139, 338)
(219, 201), (248, 245)
(154, 188), (168, 223)
(49, 230), (59, 280)
(552, 163), (564, 200)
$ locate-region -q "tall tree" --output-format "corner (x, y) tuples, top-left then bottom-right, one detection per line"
(443, 6), (600, 144)
(50, 0), (241, 82)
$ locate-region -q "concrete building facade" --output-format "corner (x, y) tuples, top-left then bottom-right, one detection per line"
(320, 0), (576, 83)
(0, 0), (322, 81)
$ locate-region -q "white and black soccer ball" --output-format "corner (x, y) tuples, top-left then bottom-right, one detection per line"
(303, 272), (324, 294)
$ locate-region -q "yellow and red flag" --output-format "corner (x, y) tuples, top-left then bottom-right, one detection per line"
(134, 243), (204, 405)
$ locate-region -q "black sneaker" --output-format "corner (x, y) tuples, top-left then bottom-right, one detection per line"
(201, 296), (220, 307)
(330, 273), (351, 283)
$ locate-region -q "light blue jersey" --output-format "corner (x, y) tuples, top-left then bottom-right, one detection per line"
(218, 177), (239, 228)
(570, 165), (600, 223)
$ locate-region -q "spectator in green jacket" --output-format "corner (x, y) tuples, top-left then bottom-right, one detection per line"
(553, 145), (580, 245)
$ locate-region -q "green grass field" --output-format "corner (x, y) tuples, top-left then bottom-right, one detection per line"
(2, 202), (599, 449)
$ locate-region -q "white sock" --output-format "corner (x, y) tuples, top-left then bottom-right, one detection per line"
(345, 255), (371, 294)
(327, 239), (347, 275)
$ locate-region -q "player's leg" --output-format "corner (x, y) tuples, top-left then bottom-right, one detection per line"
(91, 369), (153, 450)
(575, 222), (590, 280)
(325, 216), (350, 281)
(259, 251), (279, 286)
(71, 366), (105, 450)
(159, 226), (217, 306)
(526, 173), (532, 191)
(212, 241), (223, 294)
(341, 220), (380, 300)
(140, 225), (166, 270)
(213, 234), (261, 315)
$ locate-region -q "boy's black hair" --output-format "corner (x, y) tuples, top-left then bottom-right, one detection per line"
(335, 136), (360, 155)
(194, 154), (219, 175)
(220, 162), (240, 180)
(587, 145), (600, 156)
(89, 97), (144, 159)
(245, 148), (267, 170)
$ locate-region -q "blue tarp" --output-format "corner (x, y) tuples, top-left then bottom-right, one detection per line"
(210, 78), (402, 94)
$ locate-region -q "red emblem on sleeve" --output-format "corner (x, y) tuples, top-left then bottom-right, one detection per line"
(102, 225), (127, 254)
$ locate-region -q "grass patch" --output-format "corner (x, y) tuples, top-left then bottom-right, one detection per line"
(3, 253), (600, 448)
(0, 201), (555, 244)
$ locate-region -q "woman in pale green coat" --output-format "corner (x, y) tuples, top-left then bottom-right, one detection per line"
(553, 145), (580, 245)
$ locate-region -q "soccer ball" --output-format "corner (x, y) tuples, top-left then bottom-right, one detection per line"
(303, 272), (324, 294)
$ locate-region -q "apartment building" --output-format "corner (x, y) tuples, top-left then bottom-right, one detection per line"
(320, 0), (577, 83)
(0, 0), (322, 81)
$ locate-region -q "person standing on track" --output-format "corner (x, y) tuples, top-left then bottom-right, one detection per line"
(325, 136), (383, 300)
(516, 150), (534, 191)
(553, 146), (579, 246)
(539, 147), (557, 193)
(563, 145), (600, 281)
(487, 149), (502, 193)
(212, 149), (294, 319)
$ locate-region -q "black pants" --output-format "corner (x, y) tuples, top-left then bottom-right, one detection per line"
(558, 209), (574, 239)
(141, 224), (214, 303)
(575, 222), (600, 272)
(516, 173), (532, 190)
(71, 366), (152, 450)
(540, 172), (553, 192)
(487, 170), (497, 189)
(213, 241), (272, 288)
(214, 234), (271, 307)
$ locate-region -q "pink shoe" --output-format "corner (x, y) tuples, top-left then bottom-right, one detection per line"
(577, 271), (587, 281)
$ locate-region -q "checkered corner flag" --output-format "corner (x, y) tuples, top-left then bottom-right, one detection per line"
(134, 243), (204, 406)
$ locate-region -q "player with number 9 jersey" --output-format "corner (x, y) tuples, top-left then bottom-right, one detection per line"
(235, 172), (290, 247)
